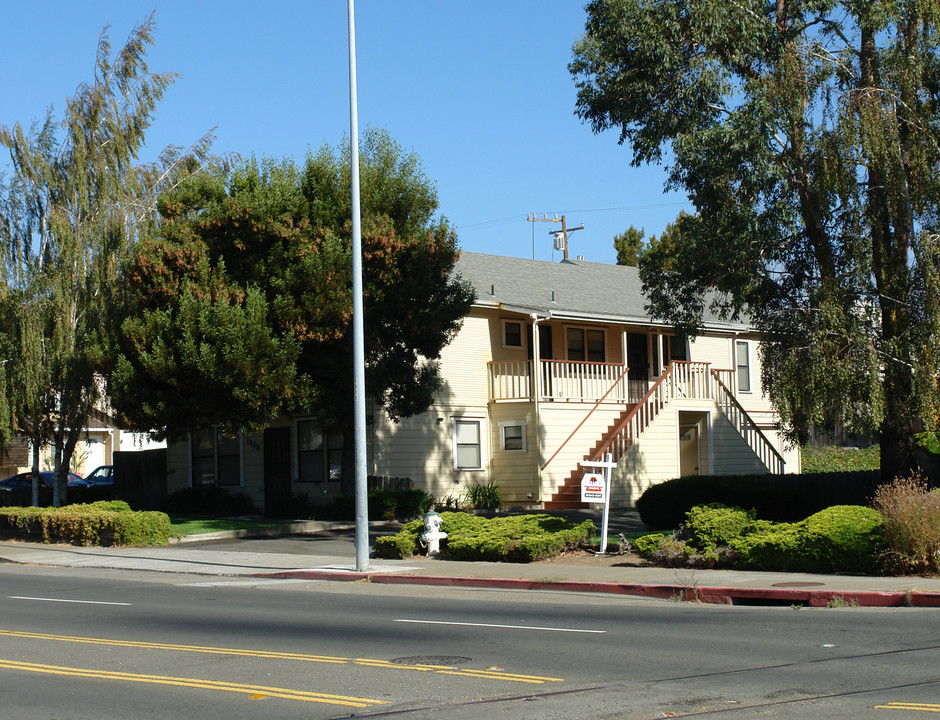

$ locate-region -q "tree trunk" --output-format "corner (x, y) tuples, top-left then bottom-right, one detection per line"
(30, 438), (40, 507)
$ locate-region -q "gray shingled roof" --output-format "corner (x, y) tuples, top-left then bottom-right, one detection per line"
(453, 251), (750, 331)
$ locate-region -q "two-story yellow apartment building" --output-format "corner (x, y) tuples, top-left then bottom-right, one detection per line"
(164, 252), (799, 511)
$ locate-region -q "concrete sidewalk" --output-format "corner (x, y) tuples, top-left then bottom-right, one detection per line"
(1, 511), (939, 608)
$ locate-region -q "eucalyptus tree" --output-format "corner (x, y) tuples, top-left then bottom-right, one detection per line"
(0, 15), (215, 504)
(571, 0), (940, 482)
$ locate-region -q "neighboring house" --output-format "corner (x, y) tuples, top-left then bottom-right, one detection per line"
(7, 407), (165, 480)
(164, 252), (799, 512)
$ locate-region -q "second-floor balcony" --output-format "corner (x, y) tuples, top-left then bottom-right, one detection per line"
(488, 360), (643, 404)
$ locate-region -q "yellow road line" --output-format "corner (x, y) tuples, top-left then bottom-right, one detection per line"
(0, 629), (348, 664)
(0, 659), (386, 707)
(0, 628), (566, 685)
(446, 669), (565, 683)
(877, 703), (940, 713)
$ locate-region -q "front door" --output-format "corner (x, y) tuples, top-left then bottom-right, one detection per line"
(627, 332), (649, 402)
(263, 427), (291, 517)
(679, 424), (700, 477)
(527, 324), (554, 397)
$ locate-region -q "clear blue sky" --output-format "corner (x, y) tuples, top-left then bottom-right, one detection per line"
(1, 1), (690, 264)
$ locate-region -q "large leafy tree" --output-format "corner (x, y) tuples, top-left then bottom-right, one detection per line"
(571, 0), (940, 482)
(0, 15), (214, 504)
(114, 129), (475, 494)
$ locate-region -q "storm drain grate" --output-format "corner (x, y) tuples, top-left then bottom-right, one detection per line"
(390, 655), (473, 666)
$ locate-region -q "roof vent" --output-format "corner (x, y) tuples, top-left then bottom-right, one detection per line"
(490, 284), (495, 296)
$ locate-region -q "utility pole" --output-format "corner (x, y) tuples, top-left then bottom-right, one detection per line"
(527, 213), (584, 260)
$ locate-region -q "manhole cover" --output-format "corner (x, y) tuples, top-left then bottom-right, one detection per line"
(771, 582), (826, 588)
(390, 656), (473, 666)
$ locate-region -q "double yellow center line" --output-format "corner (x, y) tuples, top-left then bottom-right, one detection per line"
(0, 658), (381, 707)
(0, 628), (563, 706)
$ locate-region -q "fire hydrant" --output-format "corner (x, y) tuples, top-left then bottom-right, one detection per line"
(420, 511), (447, 556)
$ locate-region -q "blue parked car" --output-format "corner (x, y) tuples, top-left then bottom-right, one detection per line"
(82, 465), (114, 486)
(0, 471), (88, 490)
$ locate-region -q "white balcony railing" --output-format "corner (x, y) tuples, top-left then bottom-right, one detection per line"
(488, 360), (633, 403)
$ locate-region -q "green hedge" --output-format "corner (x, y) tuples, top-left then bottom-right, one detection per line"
(635, 475), (800, 529)
(632, 503), (886, 574)
(0, 501), (171, 546)
(374, 513), (595, 562)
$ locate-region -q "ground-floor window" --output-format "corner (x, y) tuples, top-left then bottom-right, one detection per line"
(499, 420), (527, 452)
(191, 427), (241, 487)
(453, 418), (484, 470)
(297, 420), (343, 482)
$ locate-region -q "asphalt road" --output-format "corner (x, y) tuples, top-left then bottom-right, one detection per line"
(1, 564), (938, 719)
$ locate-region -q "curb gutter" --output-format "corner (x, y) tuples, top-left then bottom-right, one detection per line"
(252, 570), (940, 608)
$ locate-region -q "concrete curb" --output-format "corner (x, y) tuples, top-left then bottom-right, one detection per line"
(252, 569), (940, 608)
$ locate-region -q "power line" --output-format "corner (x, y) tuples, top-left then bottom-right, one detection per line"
(458, 200), (691, 233)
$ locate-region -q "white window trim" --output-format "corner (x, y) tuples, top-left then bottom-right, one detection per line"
(498, 420), (528, 452)
(501, 318), (526, 350)
(735, 339), (753, 394)
(452, 417), (486, 471)
(564, 324), (608, 362)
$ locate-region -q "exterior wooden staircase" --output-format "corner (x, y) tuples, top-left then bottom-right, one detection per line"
(543, 404), (636, 510)
(542, 362), (786, 510)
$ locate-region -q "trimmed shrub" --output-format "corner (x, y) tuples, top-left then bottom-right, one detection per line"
(637, 503), (886, 574)
(730, 506), (885, 573)
(685, 504), (770, 550)
(0, 504), (171, 546)
(373, 513), (595, 562)
(873, 474), (940, 574)
(731, 522), (803, 571)
(795, 505), (885, 574)
(374, 519), (423, 559)
(631, 533), (666, 558)
(636, 475), (799, 529)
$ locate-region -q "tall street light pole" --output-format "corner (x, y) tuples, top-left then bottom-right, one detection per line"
(347, 0), (370, 571)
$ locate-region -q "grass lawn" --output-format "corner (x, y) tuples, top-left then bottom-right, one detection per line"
(168, 516), (291, 536)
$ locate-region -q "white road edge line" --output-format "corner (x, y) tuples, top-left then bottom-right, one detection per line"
(395, 619), (604, 634)
(9, 596), (132, 606)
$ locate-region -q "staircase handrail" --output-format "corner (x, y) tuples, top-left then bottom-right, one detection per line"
(709, 369), (785, 474)
(588, 365), (676, 463)
(540, 364), (632, 471)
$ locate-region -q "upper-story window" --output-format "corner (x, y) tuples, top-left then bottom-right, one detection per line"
(502, 319), (524, 349)
(566, 327), (606, 362)
(736, 340), (751, 392)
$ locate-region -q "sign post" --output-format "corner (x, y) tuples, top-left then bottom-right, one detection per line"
(579, 453), (616, 554)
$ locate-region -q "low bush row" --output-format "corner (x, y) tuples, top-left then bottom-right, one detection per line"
(374, 513), (595, 562)
(632, 503), (887, 574)
(0, 501), (172, 547)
